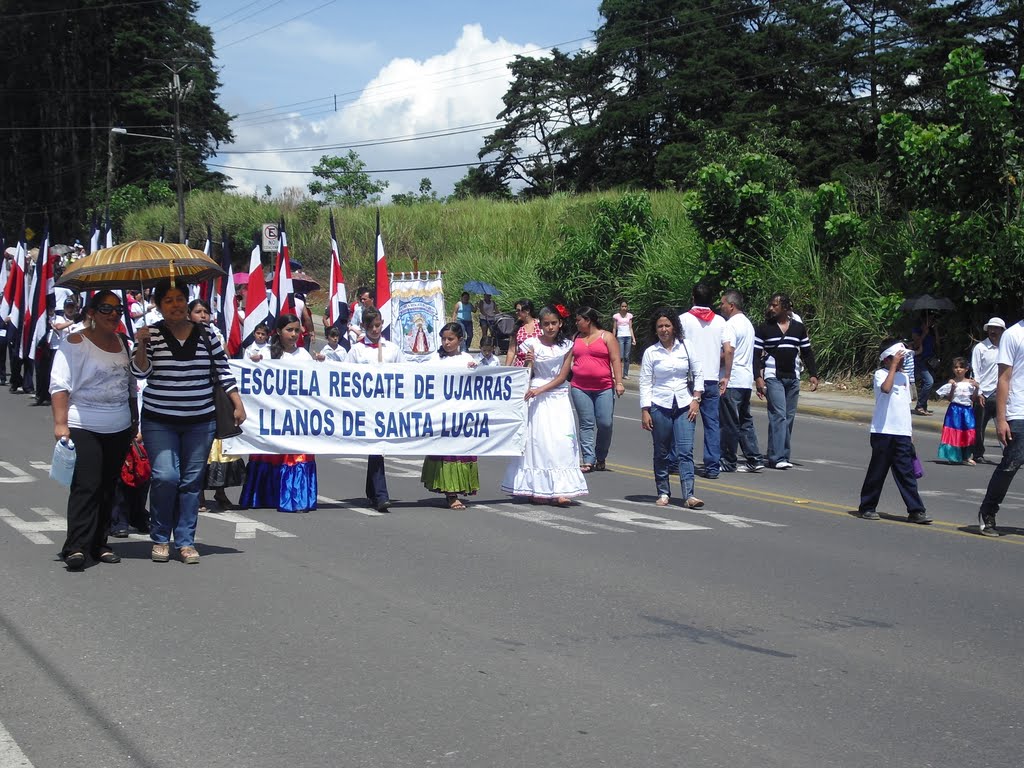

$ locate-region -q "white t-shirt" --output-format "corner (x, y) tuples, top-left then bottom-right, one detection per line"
(870, 368), (913, 436)
(612, 312), (633, 338)
(721, 312), (755, 390)
(243, 341), (270, 360)
(476, 353), (500, 367)
(679, 310), (725, 383)
(971, 338), (999, 397)
(998, 321), (1024, 420)
(348, 338), (404, 365)
(49, 334), (133, 433)
(319, 343), (347, 362)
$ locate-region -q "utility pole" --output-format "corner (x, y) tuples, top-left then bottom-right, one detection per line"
(154, 60), (195, 244)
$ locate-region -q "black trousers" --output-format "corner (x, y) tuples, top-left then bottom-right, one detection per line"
(7, 342), (23, 391)
(62, 427), (134, 557)
(858, 433), (926, 515)
(365, 455), (389, 503)
(973, 397), (998, 460)
(0, 332), (7, 382)
(33, 344), (52, 403)
(979, 419), (1024, 518)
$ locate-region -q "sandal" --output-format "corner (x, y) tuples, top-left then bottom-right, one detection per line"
(964, 458), (977, 466)
(64, 551), (86, 570)
(594, 460), (607, 472)
(446, 495), (466, 510)
(655, 494), (670, 507)
(552, 497), (572, 507)
(197, 506), (211, 515)
(97, 549), (121, 564)
(913, 408), (930, 416)
(685, 497), (705, 509)
(580, 464), (594, 474)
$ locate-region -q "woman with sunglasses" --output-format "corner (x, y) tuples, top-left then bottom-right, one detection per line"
(49, 291), (137, 570)
(504, 299), (541, 366)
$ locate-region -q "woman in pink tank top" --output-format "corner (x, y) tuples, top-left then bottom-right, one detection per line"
(570, 306), (625, 472)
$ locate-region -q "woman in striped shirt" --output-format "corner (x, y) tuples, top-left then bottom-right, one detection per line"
(132, 280), (245, 565)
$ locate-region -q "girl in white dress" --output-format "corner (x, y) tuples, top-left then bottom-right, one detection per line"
(501, 306), (588, 506)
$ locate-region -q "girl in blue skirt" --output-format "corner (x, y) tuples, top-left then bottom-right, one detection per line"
(936, 357), (979, 465)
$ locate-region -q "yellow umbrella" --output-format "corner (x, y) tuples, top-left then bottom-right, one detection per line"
(56, 240), (225, 291)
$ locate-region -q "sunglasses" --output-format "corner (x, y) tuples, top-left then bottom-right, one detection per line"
(94, 304), (125, 314)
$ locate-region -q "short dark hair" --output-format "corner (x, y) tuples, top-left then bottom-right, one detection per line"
(188, 298), (211, 315)
(87, 290), (119, 312)
(361, 307), (381, 327)
(574, 306), (602, 331)
(692, 282), (715, 306)
(326, 325), (341, 338)
(152, 279), (185, 306)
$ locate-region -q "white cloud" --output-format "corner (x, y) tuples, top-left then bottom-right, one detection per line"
(212, 24), (546, 199)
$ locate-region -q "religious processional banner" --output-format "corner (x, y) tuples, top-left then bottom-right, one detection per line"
(222, 359), (529, 456)
(390, 272), (445, 362)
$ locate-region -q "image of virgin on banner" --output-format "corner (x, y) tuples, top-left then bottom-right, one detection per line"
(391, 274), (445, 363)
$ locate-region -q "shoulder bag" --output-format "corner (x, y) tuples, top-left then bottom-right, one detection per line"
(201, 328), (242, 439)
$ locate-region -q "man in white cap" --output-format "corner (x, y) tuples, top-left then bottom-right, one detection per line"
(976, 317), (1024, 536)
(858, 338), (931, 524)
(971, 317), (1005, 463)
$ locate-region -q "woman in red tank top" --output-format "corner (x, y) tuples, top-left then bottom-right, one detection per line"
(570, 306), (625, 472)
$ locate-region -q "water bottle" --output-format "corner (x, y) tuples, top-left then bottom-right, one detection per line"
(50, 437), (76, 487)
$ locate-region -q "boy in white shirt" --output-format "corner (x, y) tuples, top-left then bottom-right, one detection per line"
(476, 338), (500, 367)
(858, 339), (932, 524)
(316, 326), (347, 362)
(242, 323), (270, 362)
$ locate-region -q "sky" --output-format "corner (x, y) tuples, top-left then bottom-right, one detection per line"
(195, 0), (604, 200)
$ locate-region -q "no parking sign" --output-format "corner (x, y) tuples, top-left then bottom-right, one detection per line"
(261, 223), (279, 252)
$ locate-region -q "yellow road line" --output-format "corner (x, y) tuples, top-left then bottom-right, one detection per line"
(604, 461), (1024, 547)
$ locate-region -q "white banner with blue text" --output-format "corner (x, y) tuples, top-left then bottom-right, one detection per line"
(222, 359), (529, 456)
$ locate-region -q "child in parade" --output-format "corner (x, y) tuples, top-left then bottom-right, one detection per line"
(239, 314), (318, 513)
(316, 325), (347, 362)
(935, 357), (979, 465)
(243, 323), (270, 361)
(501, 305), (588, 506)
(421, 323), (480, 509)
(476, 337), (500, 367)
(347, 307), (404, 512)
(858, 340), (932, 524)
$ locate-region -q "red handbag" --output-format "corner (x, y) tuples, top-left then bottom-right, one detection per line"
(121, 438), (152, 488)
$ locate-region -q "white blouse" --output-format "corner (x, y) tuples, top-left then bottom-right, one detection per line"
(639, 340), (705, 410)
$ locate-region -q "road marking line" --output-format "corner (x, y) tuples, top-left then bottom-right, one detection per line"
(198, 510), (297, 539)
(0, 462), (33, 484)
(473, 504), (602, 535)
(0, 507), (63, 544)
(28, 461), (50, 471)
(0, 717), (35, 767)
(576, 499), (712, 531)
(331, 457), (421, 478)
(617, 498), (785, 529)
(316, 495), (383, 517)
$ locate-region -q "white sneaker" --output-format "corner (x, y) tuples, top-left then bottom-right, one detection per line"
(774, 461), (794, 469)
(737, 464), (764, 473)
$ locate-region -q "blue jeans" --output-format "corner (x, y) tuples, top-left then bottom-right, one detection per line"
(915, 358), (934, 411)
(617, 336), (633, 377)
(570, 386), (615, 465)
(650, 403), (696, 499)
(459, 319), (473, 352)
(698, 379), (721, 476)
(765, 377), (800, 465)
(719, 387), (763, 470)
(979, 419), (1024, 517)
(142, 418), (216, 548)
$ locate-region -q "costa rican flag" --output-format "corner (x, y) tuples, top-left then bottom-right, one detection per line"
(26, 230), (53, 361)
(374, 208), (391, 339)
(241, 230), (270, 348)
(214, 230), (241, 357)
(0, 237), (27, 339)
(270, 221), (294, 320)
(327, 211), (348, 334)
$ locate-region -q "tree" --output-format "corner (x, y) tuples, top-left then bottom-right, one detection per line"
(391, 178), (439, 206)
(450, 165), (512, 201)
(307, 151), (388, 207)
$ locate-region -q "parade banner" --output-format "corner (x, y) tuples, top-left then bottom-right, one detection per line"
(390, 272), (445, 362)
(223, 359), (528, 456)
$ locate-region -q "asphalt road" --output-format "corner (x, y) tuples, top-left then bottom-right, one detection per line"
(0, 387), (1021, 768)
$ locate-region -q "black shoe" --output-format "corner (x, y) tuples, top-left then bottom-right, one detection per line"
(908, 511), (933, 525)
(376, 499), (392, 513)
(97, 550), (121, 564)
(64, 552), (86, 570)
(978, 511), (1000, 537)
(860, 510), (880, 520)
(110, 529), (129, 538)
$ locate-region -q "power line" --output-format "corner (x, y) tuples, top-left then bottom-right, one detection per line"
(0, 0), (165, 21)
(207, 159), (501, 175)
(213, 0), (285, 34)
(218, 0), (339, 49)
(206, 0), (277, 28)
(217, 121), (504, 154)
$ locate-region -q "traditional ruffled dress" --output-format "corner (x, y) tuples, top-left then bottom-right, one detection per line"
(239, 347), (318, 512)
(936, 380), (977, 463)
(420, 352), (480, 498)
(501, 338), (588, 499)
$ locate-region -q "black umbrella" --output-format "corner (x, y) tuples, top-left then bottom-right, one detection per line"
(900, 294), (956, 313)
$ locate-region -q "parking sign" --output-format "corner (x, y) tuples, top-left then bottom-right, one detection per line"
(261, 223), (279, 252)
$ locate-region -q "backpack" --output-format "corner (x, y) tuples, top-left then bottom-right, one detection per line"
(121, 438), (152, 488)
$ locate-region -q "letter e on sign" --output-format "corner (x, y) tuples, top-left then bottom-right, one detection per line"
(262, 223), (279, 252)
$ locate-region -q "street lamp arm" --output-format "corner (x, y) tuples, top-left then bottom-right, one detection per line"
(110, 127), (173, 141)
